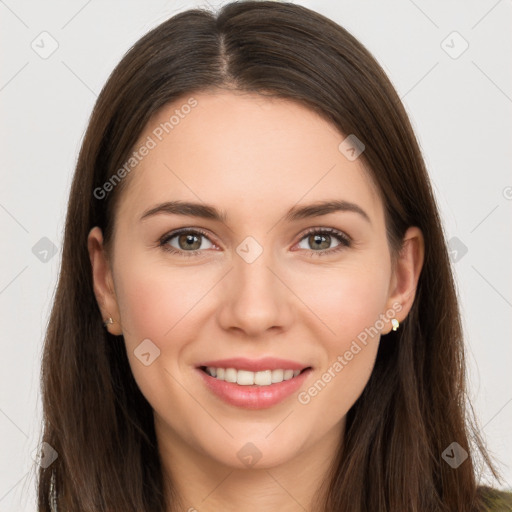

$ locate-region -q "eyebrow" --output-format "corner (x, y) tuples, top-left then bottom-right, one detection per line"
(139, 199), (371, 224)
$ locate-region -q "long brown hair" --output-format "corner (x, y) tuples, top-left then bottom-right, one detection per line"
(37, 2), (502, 510)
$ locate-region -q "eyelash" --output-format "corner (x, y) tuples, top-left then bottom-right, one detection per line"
(158, 227), (352, 258)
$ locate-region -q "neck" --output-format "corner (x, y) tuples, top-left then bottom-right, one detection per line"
(156, 417), (344, 512)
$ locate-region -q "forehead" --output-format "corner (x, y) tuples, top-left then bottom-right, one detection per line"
(116, 91), (382, 226)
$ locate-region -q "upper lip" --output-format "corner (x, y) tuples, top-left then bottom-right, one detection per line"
(197, 357), (311, 372)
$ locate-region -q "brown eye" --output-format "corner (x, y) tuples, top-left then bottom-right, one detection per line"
(296, 228), (351, 256)
(307, 233), (331, 250)
(160, 229), (215, 256)
(177, 233), (202, 251)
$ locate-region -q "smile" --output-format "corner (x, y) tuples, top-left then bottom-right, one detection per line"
(200, 366), (306, 386)
(196, 360), (313, 409)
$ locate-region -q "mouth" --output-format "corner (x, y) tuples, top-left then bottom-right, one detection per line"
(198, 366), (311, 386)
(195, 359), (313, 409)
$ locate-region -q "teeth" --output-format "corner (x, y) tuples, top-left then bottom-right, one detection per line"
(225, 368), (237, 383)
(254, 370), (271, 386)
(204, 366), (304, 385)
(283, 369), (294, 380)
(237, 370), (255, 385)
(271, 369), (284, 383)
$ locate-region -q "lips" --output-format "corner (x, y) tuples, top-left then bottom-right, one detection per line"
(200, 367), (303, 386)
(197, 357), (309, 372)
(195, 357), (312, 409)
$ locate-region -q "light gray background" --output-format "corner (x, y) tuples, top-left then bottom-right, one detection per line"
(1, 0), (511, 510)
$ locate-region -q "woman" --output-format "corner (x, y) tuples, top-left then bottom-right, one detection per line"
(37, 1), (511, 510)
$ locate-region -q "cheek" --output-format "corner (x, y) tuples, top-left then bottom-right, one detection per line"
(292, 262), (389, 413)
(293, 261), (390, 346)
(112, 257), (222, 400)
(112, 258), (207, 412)
(114, 255), (212, 346)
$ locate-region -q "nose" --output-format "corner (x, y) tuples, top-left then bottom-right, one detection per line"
(216, 248), (294, 338)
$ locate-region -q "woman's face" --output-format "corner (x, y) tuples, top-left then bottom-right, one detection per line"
(89, 90), (421, 470)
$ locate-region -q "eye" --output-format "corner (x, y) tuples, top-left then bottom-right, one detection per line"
(158, 227), (351, 258)
(295, 227), (351, 256)
(159, 228), (216, 257)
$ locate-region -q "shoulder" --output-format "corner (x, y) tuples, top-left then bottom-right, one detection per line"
(477, 485), (512, 511)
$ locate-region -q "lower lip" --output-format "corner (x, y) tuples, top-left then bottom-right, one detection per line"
(197, 368), (312, 410)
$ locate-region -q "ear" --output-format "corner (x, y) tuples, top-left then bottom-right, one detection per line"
(87, 226), (123, 335)
(381, 226), (424, 335)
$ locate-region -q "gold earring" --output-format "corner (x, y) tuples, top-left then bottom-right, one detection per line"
(103, 317), (114, 327)
(391, 318), (399, 331)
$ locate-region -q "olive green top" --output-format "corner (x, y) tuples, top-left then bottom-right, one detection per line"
(478, 486), (512, 511)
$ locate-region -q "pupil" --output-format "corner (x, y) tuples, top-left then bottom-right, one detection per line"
(180, 233), (200, 250)
(311, 234), (329, 250)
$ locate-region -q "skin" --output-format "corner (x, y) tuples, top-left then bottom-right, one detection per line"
(88, 90), (424, 512)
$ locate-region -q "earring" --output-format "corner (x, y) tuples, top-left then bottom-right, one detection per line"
(391, 318), (399, 331)
(103, 317), (114, 327)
